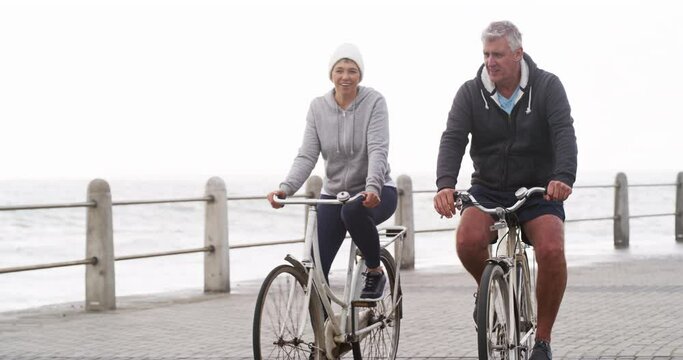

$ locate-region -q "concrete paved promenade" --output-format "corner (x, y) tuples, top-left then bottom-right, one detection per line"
(2, 253), (683, 360)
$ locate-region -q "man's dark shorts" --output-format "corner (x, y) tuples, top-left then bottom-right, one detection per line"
(461, 184), (565, 244)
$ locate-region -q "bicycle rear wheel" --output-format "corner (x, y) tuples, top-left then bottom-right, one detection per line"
(348, 248), (401, 359)
(477, 262), (513, 360)
(253, 264), (325, 359)
(515, 253), (535, 359)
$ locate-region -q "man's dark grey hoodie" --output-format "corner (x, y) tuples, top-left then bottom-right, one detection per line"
(436, 53), (577, 192)
(280, 86), (392, 196)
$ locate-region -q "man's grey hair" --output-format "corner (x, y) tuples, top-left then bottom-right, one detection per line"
(481, 21), (523, 51)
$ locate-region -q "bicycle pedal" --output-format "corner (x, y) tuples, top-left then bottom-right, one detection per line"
(351, 299), (377, 308)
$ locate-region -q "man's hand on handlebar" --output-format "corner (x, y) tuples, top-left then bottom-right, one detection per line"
(433, 188), (457, 218)
(545, 180), (572, 201)
(267, 190), (286, 209)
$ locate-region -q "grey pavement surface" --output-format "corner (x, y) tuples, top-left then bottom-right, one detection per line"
(2, 253), (683, 360)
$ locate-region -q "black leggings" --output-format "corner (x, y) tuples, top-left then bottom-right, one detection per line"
(316, 186), (398, 280)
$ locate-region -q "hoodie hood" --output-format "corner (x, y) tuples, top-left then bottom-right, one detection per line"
(322, 85), (372, 109)
(476, 53), (537, 114)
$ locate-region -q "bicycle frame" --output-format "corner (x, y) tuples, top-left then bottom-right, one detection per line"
(275, 195), (406, 348)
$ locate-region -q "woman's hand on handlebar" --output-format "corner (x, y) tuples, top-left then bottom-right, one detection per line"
(361, 191), (380, 208)
(267, 190), (286, 209)
(433, 188), (457, 218)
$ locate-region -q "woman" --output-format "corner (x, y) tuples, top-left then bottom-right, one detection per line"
(267, 43), (396, 300)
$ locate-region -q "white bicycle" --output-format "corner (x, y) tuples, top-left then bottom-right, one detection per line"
(456, 187), (543, 360)
(253, 192), (407, 359)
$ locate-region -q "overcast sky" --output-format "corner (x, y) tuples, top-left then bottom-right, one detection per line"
(1, 0), (681, 182)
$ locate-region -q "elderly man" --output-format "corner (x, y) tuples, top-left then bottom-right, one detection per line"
(434, 20), (577, 360)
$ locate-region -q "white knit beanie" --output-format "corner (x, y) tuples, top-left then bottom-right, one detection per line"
(328, 43), (364, 80)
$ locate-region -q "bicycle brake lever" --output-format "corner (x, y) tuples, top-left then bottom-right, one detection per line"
(455, 196), (463, 211)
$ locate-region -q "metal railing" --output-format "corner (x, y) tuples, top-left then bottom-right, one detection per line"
(0, 172), (681, 312)
(398, 173), (683, 246)
(0, 176), (323, 312)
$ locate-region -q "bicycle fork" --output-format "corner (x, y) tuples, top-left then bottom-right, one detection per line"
(505, 226), (536, 360)
(495, 226), (521, 360)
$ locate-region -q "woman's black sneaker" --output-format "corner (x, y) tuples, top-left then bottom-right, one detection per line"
(360, 271), (386, 299)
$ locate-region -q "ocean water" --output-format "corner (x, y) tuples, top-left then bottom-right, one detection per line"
(1, 170), (682, 313)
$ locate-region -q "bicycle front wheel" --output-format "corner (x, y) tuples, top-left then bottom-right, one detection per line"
(348, 248), (401, 360)
(477, 262), (513, 360)
(253, 264), (325, 360)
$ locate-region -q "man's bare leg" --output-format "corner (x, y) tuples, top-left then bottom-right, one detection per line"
(456, 208), (495, 285)
(523, 214), (567, 343)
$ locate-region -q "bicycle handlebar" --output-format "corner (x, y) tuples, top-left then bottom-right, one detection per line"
(273, 191), (365, 206)
(456, 187), (546, 215)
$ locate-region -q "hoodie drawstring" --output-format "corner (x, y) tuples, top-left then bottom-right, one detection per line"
(525, 86), (532, 114)
(336, 107), (342, 153)
(480, 89), (489, 110)
(350, 100), (356, 155)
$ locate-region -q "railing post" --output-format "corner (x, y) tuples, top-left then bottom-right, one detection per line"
(85, 179), (116, 311)
(305, 175), (323, 199)
(395, 175), (415, 269)
(676, 172), (683, 243)
(614, 172), (630, 248)
(204, 176), (229, 292)
(304, 175), (323, 230)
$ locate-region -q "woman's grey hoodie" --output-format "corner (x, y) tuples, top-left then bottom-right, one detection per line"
(280, 86), (392, 196)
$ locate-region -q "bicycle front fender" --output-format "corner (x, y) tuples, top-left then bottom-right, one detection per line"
(284, 254), (307, 275)
(486, 257), (512, 273)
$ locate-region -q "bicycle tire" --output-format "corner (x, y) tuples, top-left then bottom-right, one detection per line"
(253, 264), (325, 360)
(348, 248), (401, 360)
(477, 262), (513, 360)
(515, 253), (535, 359)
